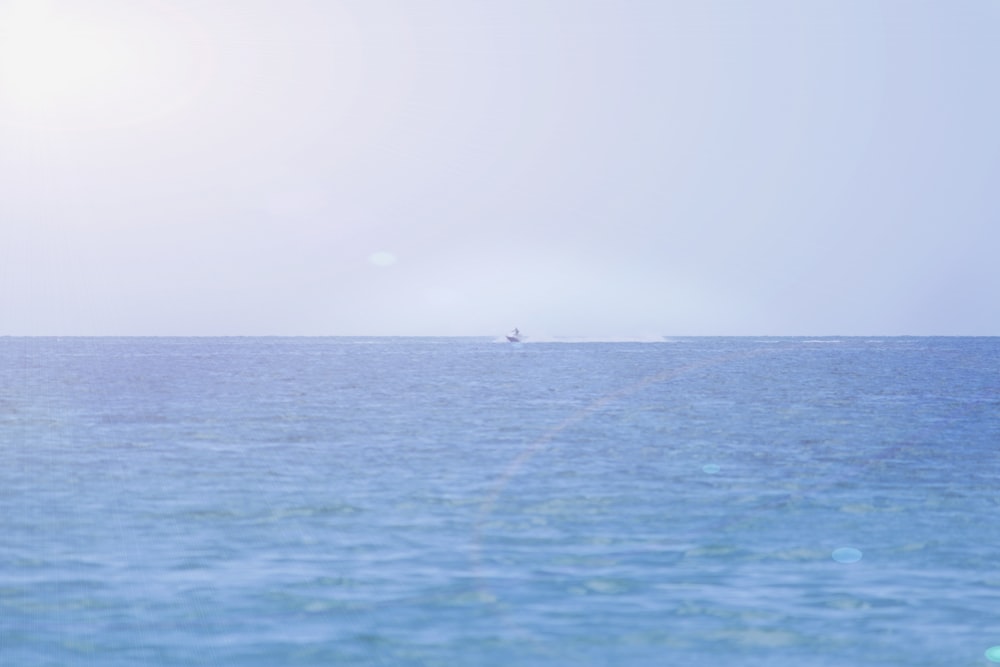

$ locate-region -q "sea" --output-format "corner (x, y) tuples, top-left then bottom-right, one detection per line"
(2, 336), (999, 667)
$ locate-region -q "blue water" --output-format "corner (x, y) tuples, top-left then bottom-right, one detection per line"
(3, 336), (999, 666)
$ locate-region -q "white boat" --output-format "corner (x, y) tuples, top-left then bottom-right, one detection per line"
(505, 328), (522, 343)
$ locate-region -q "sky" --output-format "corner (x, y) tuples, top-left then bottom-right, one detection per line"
(2, 0), (998, 337)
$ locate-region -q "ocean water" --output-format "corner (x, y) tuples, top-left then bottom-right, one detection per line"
(2, 336), (999, 666)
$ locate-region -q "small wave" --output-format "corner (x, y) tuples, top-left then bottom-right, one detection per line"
(495, 335), (672, 344)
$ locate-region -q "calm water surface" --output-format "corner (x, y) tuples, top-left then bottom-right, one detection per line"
(2, 337), (999, 666)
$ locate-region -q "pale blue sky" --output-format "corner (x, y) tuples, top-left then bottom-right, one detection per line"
(2, 0), (998, 336)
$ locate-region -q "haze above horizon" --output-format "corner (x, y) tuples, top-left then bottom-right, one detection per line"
(3, 0), (998, 337)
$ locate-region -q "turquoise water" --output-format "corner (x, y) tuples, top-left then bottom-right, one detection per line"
(3, 337), (999, 666)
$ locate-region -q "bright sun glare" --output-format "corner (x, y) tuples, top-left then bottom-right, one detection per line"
(0, 0), (209, 130)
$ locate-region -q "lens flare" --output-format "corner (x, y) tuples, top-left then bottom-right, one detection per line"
(831, 547), (863, 563)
